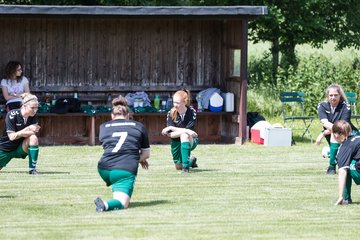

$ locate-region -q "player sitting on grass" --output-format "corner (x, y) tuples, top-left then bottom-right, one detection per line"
(0, 93), (40, 175)
(95, 95), (150, 212)
(161, 89), (198, 173)
(332, 120), (360, 205)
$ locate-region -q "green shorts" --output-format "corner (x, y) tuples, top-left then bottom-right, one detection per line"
(350, 160), (360, 185)
(97, 168), (136, 197)
(0, 144), (27, 168)
(171, 137), (199, 164)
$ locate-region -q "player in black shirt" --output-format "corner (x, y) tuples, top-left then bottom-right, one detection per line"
(161, 89), (198, 173)
(0, 93), (40, 175)
(94, 95), (150, 212)
(332, 120), (360, 205)
(317, 84), (358, 175)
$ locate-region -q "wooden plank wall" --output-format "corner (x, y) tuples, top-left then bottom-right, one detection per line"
(0, 16), (225, 90)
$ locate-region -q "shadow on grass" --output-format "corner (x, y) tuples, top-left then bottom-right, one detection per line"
(130, 200), (170, 208)
(38, 171), (71, 175)
(292, 135), (314, 145)
(0, 195), (15, 199)
(190, 168), (217, 173)
(0, 170), (70, 174)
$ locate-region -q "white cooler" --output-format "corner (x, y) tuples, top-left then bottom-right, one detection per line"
(264, 128), (292, 147)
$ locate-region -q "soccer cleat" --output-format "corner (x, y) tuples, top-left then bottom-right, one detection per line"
(342, 198), (353, 205)
(182, 167), (189, 173)
(94, 197), (106, 212)
(29, 169), (40, 175)
(321, 146), (330, 158)
(326, 166), (336, 175)
(190, 156), (198, 168)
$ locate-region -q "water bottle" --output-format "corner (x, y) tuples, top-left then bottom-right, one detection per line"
(161, 100), (166, 112)
(45, 89), (51, 106)
(196, 93), (203, 112)
(52, 94), (57, 106)
(154, 95), (160, 111)
(107, 94), (112, 110)
(166, 95), (173, 111)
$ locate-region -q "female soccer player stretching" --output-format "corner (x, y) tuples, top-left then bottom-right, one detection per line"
(161, 89), (198, 173)
(332, 120), (360, 205)
(95, 95), (150, 212)
(0, 93), (40, 175)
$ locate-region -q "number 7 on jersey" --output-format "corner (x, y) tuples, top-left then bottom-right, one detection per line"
(111, 132), (128, 152)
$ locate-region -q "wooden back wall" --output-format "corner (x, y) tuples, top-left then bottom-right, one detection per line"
(0, 16), (238, 91)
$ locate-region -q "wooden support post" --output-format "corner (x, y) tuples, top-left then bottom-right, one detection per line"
(89, 116), (96, 146)
(237, 19), (248, 144)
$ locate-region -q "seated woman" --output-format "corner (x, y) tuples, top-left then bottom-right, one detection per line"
(332, 120), (360, 205)
(161, 89), (198, 173)
(1, 61), (30, 112)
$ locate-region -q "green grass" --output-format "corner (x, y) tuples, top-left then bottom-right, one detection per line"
(1, 143), (359, 239)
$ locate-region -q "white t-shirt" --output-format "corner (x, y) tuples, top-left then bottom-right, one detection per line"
(1, 76), (29, 104)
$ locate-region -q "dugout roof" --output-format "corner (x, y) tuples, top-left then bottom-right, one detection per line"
(0, 5), (267, 17)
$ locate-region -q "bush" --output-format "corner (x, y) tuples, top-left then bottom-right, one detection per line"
(248, 53), (360, 116)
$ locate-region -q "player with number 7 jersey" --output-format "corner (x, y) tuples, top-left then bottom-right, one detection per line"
(95, 95), (150, 212)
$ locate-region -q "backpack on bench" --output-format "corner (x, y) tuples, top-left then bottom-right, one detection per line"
(50, 98), (81, 114)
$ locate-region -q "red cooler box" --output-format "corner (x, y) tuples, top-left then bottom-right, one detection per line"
(251, 129), (264, 144)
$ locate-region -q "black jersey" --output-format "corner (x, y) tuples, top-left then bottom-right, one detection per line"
(337, 136), (360, 169)
(98, 118), (150, 175)
(0, 109), (38, 152)
(317, 101), (358, 131)
(166, 106), (196, 131)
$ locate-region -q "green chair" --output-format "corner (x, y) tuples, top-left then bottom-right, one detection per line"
(345, 92), (360, 127)
(280, 92), (315, 143)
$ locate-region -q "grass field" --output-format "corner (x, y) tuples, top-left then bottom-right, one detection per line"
(1, 143), (359, 239)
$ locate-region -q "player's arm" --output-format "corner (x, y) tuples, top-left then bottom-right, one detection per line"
(320, 119), (333, 131)
(139, 148), (150, 162)
(139, 149), (150, 170)
(317, 103), (333, 131)
(164, 127), (197, 138)
(7, 124), (40, 141)
(335, 167), (347, 205)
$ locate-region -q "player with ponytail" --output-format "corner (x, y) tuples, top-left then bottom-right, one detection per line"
(161, 89), (198, 173)
(95, 95), (150, 212)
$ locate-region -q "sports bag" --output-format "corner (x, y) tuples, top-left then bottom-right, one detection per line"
(50, 97), (81, 114)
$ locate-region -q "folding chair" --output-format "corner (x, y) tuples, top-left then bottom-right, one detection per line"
(280, 92), (315, 143)
(345, 92), (360, 127)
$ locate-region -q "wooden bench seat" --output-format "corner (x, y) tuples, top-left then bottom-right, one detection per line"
(0, 111), (233, 145)
(0, 86), (234, 145)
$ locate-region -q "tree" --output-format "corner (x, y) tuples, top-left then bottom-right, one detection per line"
(328, 0), (360, 51)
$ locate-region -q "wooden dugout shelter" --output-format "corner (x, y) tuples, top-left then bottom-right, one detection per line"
(0, 5), (268, 145)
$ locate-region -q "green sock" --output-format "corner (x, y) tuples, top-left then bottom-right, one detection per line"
(107, 199), (124, 211)
(343, 171), (352, 200)
(329, 142), (340, 167)
(28, 145), (39, 170)
(181, 142), (191, 168)
(188, 157), (194, 167)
